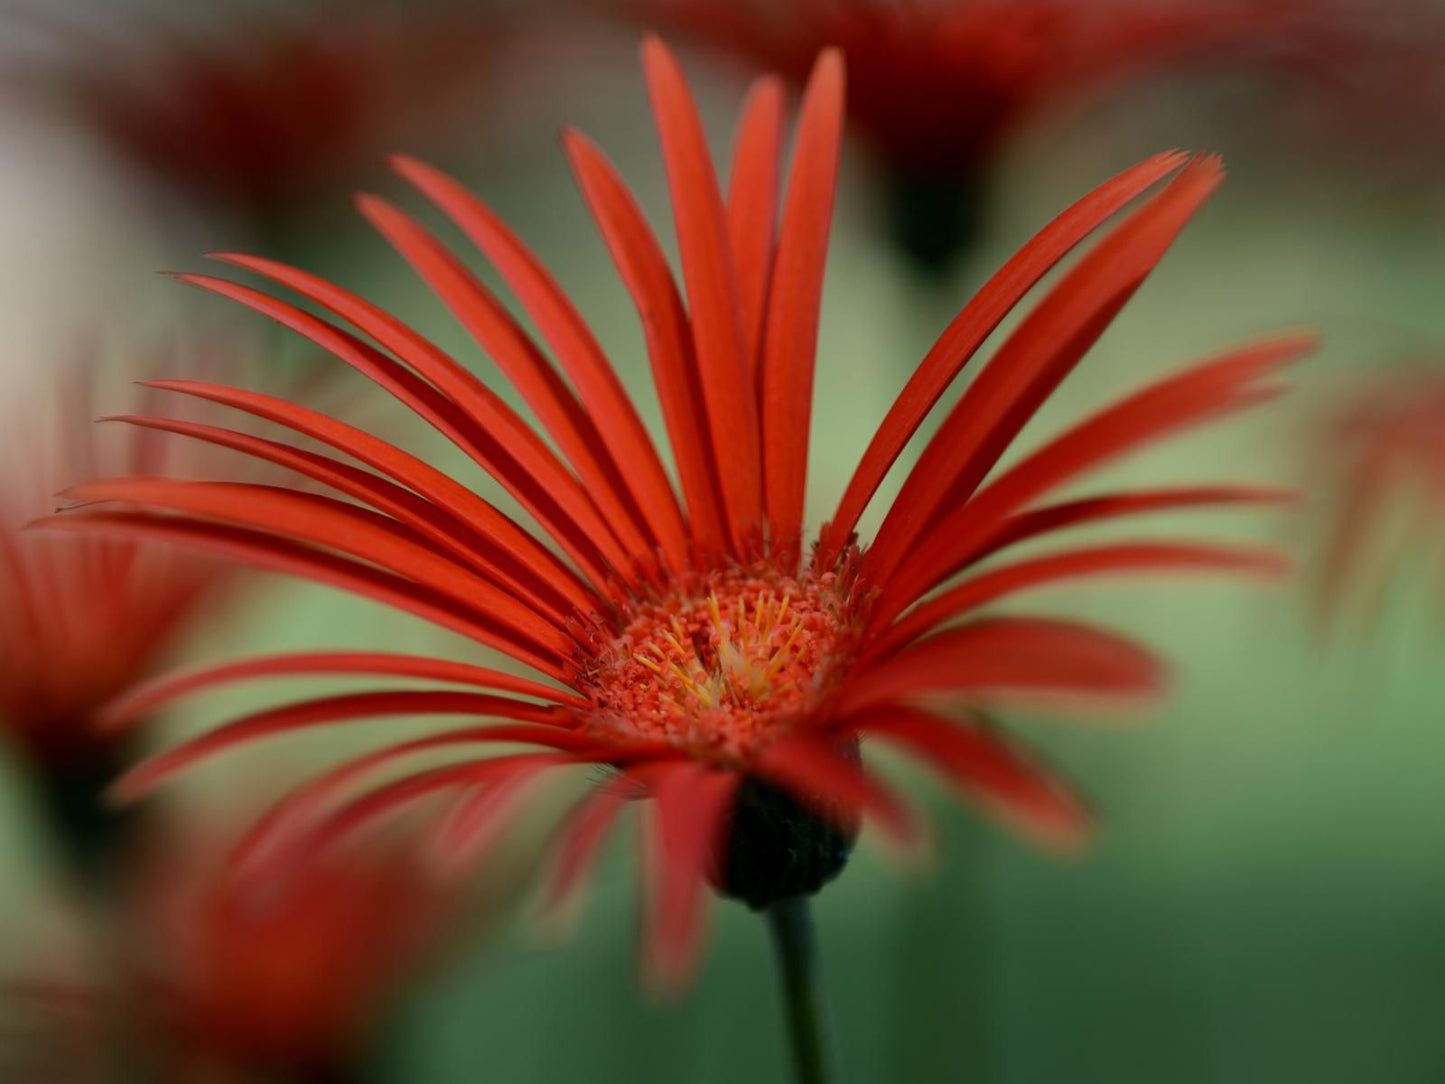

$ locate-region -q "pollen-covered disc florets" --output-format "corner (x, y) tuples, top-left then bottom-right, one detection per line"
(578, 555), (867, 763)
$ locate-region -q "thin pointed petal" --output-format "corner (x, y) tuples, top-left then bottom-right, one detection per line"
(761, 49), (845, 561)
(841, 617), (1165, 716)
(875, 541), (1288, 658)
(66, 477), (570, 653)
(727, 76), (787, 378)
(102, 651), (583, 732)
(543, 781), (635, 917)
(976, 486), (1299, 563)
(851, 706), (1092, 851)
(875, 332), (1309, 620)
(351, 193), (655, 574)
(103, 414), (582, 622)
(865, 156), (1226, 585)
(235, 727), (596, 877)
(137, 378), (607, 604)
(167, 277), (623, 594)
(432, 758), (567, 874)
(642, 762), (738, 992)
(753, 733), (916, 843)
(34, 512), (567, 678)
(642, 34), (761, 551)
(110, 691), (568, 804)
(562, 128), (729, 553)
(825, 151), (1190, 558)
(302, 756), (568, 861)
(385, 157), (691, 571)
(206, 251), (634, 582)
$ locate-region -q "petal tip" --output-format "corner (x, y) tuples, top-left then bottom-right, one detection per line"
(386, 152), (434, 183)
(814, 45), (846, 83)
(21, 513), (62, 533)
(102, 772), (143, 809)
(640, 33), (683, 86)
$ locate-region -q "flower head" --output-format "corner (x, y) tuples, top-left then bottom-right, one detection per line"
(1241, 1), (1445, 180)
(2, 824), (449, 1081)
(0, 356), (235, 778)
(1310, 365), (1445, 625)
(11, 1), (515, 222)
(632, 0), (1312, 268)
(132, 827), (445, 1079)
(49, 38), (1308, 987)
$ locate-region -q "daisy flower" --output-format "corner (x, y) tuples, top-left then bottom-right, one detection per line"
(1, 353), (242, 877)
(1310, 365), (1445, 625)
(42, 37), (1307, 1078)
(8, 0), (516, 225)
(1245, 0), (1445, 181)
(132, 828), (447, 1082)
(2, 825), (450, 1084)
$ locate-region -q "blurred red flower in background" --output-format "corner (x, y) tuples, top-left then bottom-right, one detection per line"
(1245, 0), (1445, 176)
(2, 826), (453, 1083)
(2, 389), (214, 768)
(8, 0), (517, 224)
(48, 38), (1305, 987)
(629, 0), (1315, 269)
(0, 353), (243, 871)
(1312, 366), (1445, 625)
(0, 337), (340, 876)
(131, 828), (448, 1081)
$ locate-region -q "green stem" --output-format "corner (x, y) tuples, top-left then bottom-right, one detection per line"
(765, 896), (837, 1084)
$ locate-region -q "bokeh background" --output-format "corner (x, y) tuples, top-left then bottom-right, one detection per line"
(2, 1), (1445, 1081)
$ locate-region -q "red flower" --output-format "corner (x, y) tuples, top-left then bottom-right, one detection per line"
(632, 0), (1312, 267)
(13, 1), (514, 221)
(132, 829), (445, 1079)
(1242, 1), (1445, 176)
(0, 360), (233, 777)
(47, 39), (1307, 987)
(2, 827), (449, 1081)
(1311, 366), (1445, 624)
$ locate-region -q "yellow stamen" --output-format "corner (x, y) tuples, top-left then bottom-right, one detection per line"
(763, 619), (807, 681)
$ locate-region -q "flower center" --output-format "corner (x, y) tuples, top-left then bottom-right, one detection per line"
(578, 560), (865, 763)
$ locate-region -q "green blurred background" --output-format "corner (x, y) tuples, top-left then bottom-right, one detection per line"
(3, 2), (1445, 1081)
